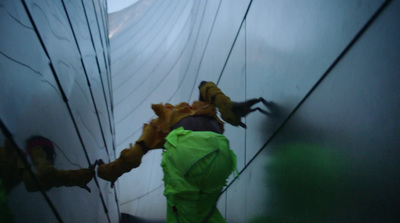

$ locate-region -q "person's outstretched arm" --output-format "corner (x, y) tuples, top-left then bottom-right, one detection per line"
(199, 81), (273, 128)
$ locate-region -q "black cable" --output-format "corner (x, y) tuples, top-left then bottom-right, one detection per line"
(244, 19), (247, 166)
(0, 6), (33, 29)
(113, 0), (225, 207)
(61, 1), (114, 222)
(21, 1), (114, 222)
(111, 0), (177, 80)
(113, 0), (190, 108)
(165, 0), (210, 103)
(0, 50), (42, 76)
(221, 0), (394, 193)
(20, 0), (68, 103)
(0, 119), (64, 223)
(216, 0), (254, 86)
(81, 0), (114, 137)
(114, 0), (201, 125)
(114, 187), (121, 222)
(109, 0), (166, 58)
(90, 0), (114, 132)
(60, 0), (111, 160)
(119, 184), (164, 205)
(90, 0), (110, 75)
(186, 0), (224, 101)
(53, 142), (83, 169)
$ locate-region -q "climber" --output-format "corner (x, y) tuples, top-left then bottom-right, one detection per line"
(0, 136), (94, 193)
(97, 81), (273, 222)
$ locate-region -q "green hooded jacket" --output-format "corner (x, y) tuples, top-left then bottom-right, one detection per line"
(162, 127), (237, 222)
